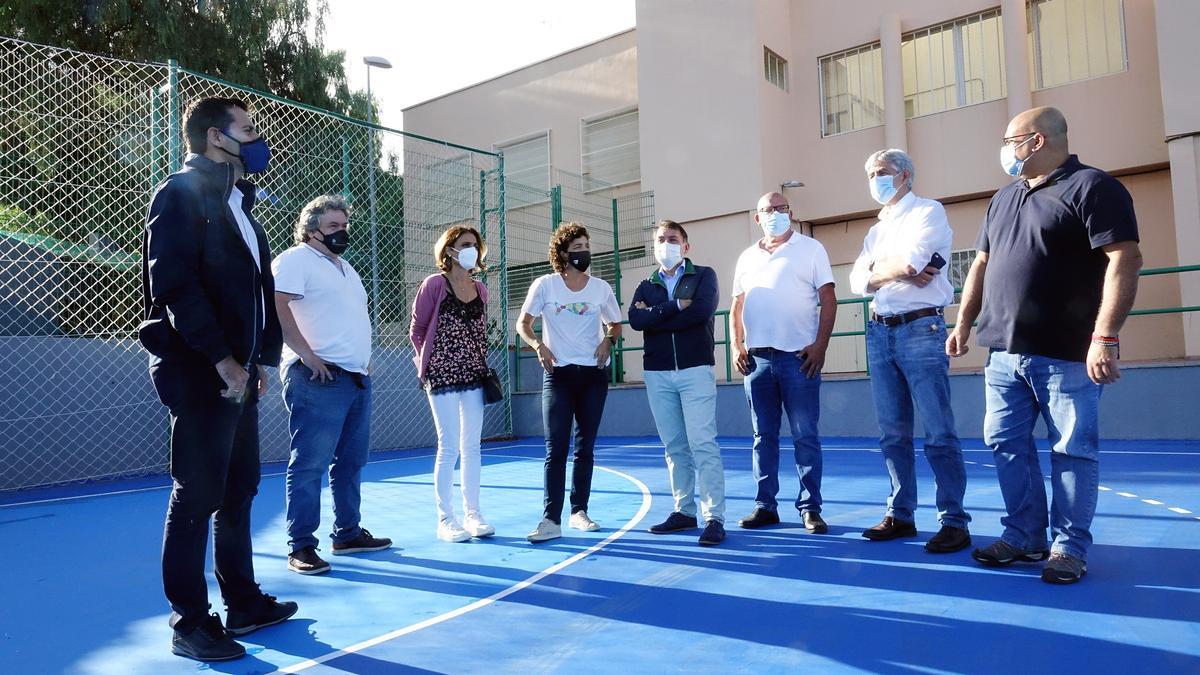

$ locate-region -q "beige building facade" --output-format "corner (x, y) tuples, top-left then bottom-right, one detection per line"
(404, 0), (1200, 380)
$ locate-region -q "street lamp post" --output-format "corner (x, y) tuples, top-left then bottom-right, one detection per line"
(363, 55), (392, 328)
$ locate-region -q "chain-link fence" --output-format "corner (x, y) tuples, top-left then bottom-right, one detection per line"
(0, 36), (507, 492)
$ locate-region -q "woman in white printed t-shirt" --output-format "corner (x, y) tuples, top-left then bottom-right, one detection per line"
(516, 222), (622, 543)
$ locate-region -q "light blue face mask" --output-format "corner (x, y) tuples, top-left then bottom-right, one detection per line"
(760, 210), (792, 237)
(869, 174), (899, 205)
(1001, 135), (1037, 177)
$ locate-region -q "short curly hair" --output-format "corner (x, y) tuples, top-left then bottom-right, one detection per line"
(548, 222), (589, 274)
(294, 194), (351, 244)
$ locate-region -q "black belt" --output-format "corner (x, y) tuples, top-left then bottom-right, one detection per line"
(870, 307), (943, 327)
(747, 347), (795, 356)
(324, 363), (367, 388)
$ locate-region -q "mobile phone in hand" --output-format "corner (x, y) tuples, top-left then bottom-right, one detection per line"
(928, 252), (947, 270)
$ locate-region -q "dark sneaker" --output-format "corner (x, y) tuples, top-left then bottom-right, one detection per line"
(698, 520), (726, 546)
(171, 613), (245, 661)
(971, 539), (1051, 567)
(862, 516), (918, 541)
(648, 511), (699, 534)
(924, 525), (971, 553)
(738, 508), (780, 529)
(802, 511), (829, 534)
(1041, 552), (1087, 584)
(288, 546), (331, 575)
(332, 528), (392, 555)
(225, 594), (299, 636)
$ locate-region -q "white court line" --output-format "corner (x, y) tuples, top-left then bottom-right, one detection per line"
(1142, 499), (1164, 506)
(278, 463), (653, 674)
(1169, 507), (1192, 514)
(1116, 492), (1138, 498)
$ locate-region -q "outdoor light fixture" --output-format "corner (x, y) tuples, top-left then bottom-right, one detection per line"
(363, 55), (392, 327)
(780, 180), (805, 190)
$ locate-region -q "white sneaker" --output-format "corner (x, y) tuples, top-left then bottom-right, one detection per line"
(437, 518), (471, 543)
(464, 512), (495, 538)
(569, 511), (600, 532)
(526, 517), (562, 543)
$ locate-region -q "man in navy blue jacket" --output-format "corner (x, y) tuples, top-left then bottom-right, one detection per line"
(629, 220), (727, 546)
(139, 97), (296, 661)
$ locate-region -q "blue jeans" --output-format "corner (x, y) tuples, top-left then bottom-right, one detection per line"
(984, 350), (1102, 561)
(645, 366), (726, 522)
(542, 364), (609, 524)
(867, 315), (969, 528)
(283, 362), (372, 553)
(744, 348), (822, 513)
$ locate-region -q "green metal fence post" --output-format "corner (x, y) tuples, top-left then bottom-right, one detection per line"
(611, 197), (624, 384)
(550, 184), (562, 230)
(167, 60), (181, 170)
(496, 155), (512, 437)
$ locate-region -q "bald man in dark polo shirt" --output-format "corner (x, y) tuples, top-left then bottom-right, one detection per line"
(946, 106), (1142, 585)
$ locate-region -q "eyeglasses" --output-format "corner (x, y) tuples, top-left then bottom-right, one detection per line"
(1002, 132), (1038, 147)
(758, 204), (791, 214)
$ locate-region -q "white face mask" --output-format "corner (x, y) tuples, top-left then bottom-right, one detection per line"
(453, 246), (479, 270)
(760, 210), (792, 237)
(654, 242), (683, 271)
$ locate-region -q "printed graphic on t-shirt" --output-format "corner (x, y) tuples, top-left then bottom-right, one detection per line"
(554, 302), (594, 316)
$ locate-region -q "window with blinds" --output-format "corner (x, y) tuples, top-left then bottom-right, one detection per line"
(581, 109), (639, 188)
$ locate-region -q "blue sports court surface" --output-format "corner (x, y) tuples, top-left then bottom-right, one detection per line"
(2, 436), (1198, 674)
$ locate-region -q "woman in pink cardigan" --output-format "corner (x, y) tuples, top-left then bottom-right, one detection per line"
(409, 225), (494, 542)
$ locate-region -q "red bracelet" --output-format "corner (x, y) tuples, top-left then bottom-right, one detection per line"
(1092, 334), (1119, 346)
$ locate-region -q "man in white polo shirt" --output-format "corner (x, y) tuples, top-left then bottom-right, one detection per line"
(272, 195), (391, 575)
(731, 191), (837, 533)
(849, 149), (971, 554)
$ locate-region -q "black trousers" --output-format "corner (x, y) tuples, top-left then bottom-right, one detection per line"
(541, 364), (610, 523)
(156, 364), (262, 630)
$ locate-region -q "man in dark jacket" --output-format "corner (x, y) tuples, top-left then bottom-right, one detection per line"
(139, 97), (296, 661)
(629, 220), (726, 546)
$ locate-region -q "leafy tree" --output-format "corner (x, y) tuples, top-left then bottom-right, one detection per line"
(0, 0), (366, 115)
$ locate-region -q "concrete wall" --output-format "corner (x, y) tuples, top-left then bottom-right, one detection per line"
(511, 363), (1200, 441)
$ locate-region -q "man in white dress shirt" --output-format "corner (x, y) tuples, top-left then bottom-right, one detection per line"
(849, 149), (971, 553)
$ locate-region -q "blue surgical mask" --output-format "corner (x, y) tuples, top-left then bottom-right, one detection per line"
(1000, 135), (1037, 178)
(220, 131), (272, 174)
(760, 210), (792, 237)
(869, 174), (898, 205)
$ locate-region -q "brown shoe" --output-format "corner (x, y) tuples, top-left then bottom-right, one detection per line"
(862, 516), (918, 541)
(924, 525), (971, 553)
(802, 511), (828, 534)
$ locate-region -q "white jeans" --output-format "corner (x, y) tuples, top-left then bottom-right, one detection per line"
(428, 387), (485, 521)
(645, 366), (726, 522)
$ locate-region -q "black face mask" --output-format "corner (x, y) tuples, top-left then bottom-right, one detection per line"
(317, 229), (349, 255)
(567, 251), (591, 272)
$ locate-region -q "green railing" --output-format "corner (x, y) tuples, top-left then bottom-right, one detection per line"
(512, 264), (1200, 391)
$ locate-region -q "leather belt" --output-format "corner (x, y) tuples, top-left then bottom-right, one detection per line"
(870, 307), (943, 327)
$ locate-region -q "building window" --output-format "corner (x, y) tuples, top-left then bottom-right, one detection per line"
(1028, 0), (1127, 89)
(764, 47), (789, 91)
(497, 132), (550, 207)
(949, 249), (977, 303)
(818, 43), (884, 137)
(902, 9), (1007, 118)
(581, 108), (639, 188)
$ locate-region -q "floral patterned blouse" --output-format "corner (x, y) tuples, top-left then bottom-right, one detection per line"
(425, 285), (489, 394)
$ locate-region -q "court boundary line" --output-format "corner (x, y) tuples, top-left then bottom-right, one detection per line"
(278, 461), (653, 674)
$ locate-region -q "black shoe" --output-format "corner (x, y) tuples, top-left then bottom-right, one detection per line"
(924, 525), (971, 553)
(1041, 552), (1087, 584)
(332, 528), (392, 555)
(802, 511), (828, 534)
(225, 594), (299, 636)
(288, 546), (331, 575)
(862, 516), (918, 541)
(738, 508), (780, 529)
(648, 512), (699, 534)
(698, 520), (726, 546)
(171, 613), (245, 662)
(971, 540), (1051, 567)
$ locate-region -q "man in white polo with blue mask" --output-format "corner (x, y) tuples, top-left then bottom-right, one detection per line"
(849, 149), (971, 554)
(731, 191), (836, 534)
